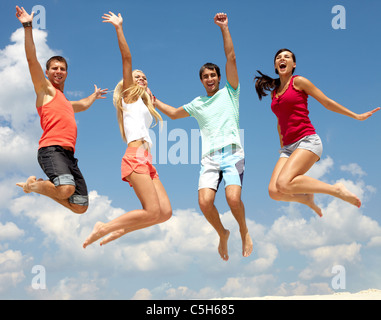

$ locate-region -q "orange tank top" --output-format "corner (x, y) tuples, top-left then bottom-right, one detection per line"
(37, 89), (77, 152)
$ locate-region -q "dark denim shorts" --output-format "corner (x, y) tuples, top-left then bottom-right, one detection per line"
(38, 145), (88, 206)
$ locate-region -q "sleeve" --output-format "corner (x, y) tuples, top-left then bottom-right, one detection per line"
(182, 99), (197, 117)
(226, 81), (240, 98)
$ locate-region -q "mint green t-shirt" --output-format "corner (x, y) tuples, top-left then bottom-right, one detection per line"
(183, 82), (242, 157)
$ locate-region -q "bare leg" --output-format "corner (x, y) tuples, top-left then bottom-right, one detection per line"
(16, 176), (87, 214)
(225, 185), (253, 257)
(269, 158), (323, 216)
(83, 173), (172, 248)
(198, 188), (230, 261)
(269, 149), (361, 215)
(99, 179), (172, 246)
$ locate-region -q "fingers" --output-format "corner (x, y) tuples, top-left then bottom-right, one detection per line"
(358, 107), (380, 121)
(93, 84), (108, 99)
(102, 11), (123, 24)
(214, 12), (228, 22)
(365, 107), (380, 118)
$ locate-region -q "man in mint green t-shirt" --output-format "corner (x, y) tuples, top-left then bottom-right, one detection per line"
(155, 13), (253, 261)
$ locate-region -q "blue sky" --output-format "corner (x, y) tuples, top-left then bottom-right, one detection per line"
(1, 0), (381, 299)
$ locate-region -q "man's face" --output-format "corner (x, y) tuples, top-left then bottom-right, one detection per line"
(46, 60), (67, 88)
(200, 68), (221, 96)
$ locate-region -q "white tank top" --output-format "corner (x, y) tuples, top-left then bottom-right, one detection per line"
(122, 97), (153, 147)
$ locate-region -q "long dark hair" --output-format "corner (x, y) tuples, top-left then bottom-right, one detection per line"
(254, 48), (296, 100)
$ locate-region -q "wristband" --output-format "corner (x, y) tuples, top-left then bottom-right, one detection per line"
(22, 21), (33, 28)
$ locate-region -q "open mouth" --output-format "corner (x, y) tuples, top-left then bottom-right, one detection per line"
(279, 62), (287, 71)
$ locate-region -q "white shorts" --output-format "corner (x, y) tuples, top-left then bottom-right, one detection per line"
(279, 134), (323, 159)
(199, 145), (245, 190)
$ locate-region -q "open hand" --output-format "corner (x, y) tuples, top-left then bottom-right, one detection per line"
(102, 11), (123, 28)
(15, 5), (34, 24)
(93, 84), (108, 100)
(356, 107), (380, 121)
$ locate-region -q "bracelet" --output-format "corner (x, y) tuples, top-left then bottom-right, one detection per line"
(22, 21), (33, 28)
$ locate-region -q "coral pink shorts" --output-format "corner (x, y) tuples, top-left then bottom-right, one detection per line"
(121, 147), (159, 187)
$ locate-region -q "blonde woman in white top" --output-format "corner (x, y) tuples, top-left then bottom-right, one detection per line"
(83, 12), (172, 248)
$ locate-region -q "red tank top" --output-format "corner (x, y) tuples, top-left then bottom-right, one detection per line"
(37, 89), (77, 152)
(271, 75), (316, 146)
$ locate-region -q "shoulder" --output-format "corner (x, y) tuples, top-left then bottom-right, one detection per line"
(182, 96), (201, 114)
(293, 75), (311, 91)
(226, 81), (240, 93)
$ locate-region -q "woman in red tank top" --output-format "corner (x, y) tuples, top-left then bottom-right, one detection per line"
(254, 49), (379, 217)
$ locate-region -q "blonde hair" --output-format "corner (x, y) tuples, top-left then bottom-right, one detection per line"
(113, 72), (163, 142)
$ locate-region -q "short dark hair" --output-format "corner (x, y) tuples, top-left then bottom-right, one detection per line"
(199, 63), (220, 79)
(46, 56), (68, 71)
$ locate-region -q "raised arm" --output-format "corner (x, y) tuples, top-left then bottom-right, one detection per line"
(294, 76), (380, 121)
(15, 6), (50, 94)
(102, 12), (133, 91)
(214, 13), (238, 90)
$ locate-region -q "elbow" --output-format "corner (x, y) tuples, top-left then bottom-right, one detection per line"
(121, 54), (132, 64)
(169, 112), (179, 120)
(227, 53), (237, 64)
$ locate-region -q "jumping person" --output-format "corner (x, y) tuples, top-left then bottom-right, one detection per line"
(15, 6), (107, 214)
(154, 13), (253, 261)
(254, 48), (380, 217)
(83, 12), (172, 248)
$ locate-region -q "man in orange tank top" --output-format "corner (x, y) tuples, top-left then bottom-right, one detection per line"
(15, 6), (107, 214)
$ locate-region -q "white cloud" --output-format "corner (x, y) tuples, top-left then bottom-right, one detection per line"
(274, 281), (333, 296)
(221, 274), (276, 298)
(306, 156), (334, 180)
(299, 242), (362, 280)
(0, 250), (27, 294)
(244, 242), (278, 273)
(0, 28), (58, 130)
(132, 288), (153, 300)
(367, 236), (381, 248)
(26, 273), (108, 300)
(0, 222), (24, 241)
(0, 127), (38, 177)
(340, 163), (366, 177)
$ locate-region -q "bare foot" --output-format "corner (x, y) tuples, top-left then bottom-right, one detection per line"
(218, 230), (230, 261)
(83, 222), (106, 249)
(241, 231), (253, 257)
(16, 176), (37, 193)
(334, 182), (361, 208)
(100, 229), (127, 246)
(305, 194), (323, 217)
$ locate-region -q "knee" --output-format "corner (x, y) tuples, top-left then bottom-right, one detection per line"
(269, 186), (283, 201)
(276, 177), (291, 195)
(70, 205), (88, 214)
(160, 207), (172, 223)
(199, 196), (214, 214)
(146, 204), (162, 224)
(226, 194), (242, 211)
(57, 185), (75, 200)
